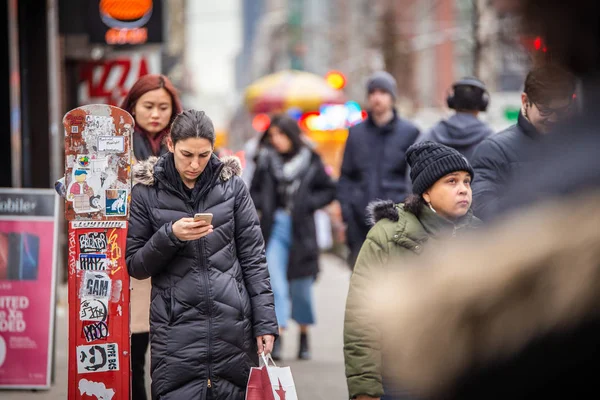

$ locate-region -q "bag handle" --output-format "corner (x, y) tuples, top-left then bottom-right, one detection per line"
(260, 352), (277, 367)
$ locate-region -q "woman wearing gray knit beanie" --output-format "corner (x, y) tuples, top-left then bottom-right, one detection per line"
(343, 141), (481, 400)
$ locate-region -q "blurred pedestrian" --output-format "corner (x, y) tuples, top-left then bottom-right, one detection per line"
(365, 1), (600, 399)
(470, 66), (576, 220)
(120, 74), (183, 400)
(338, 71), (420, 268)
(126, 110), (278, 399)
(344, 141), (481, 400)
(418, 77), (493, 161)
(250, 114), (336, 361)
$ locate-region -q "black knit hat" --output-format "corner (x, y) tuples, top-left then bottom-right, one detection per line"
(406, 141), (474, 195)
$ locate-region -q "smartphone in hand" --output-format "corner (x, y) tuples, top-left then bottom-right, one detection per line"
(193, 213), (213, 225)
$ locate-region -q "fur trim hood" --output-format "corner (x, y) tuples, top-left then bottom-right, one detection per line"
(132, 155), (242, 186)
(369, 191), (600, 398)
(366, 199), (399, 226)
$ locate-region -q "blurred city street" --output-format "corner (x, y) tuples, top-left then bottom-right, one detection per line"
(1, 254), (351, 399)
(2, 0), (580, 398)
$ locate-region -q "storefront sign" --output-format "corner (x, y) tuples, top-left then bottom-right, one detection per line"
(87, 0), (163, 45)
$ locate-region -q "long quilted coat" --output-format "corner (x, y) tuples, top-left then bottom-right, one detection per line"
(126, 153), (278, 400)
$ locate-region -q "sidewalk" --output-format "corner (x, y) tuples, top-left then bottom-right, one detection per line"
(1, 254), (351, 399)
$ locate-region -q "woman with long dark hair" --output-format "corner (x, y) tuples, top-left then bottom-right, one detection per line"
(126, 109), (278, 399)
(120, 74), (183, 400)
(250, 114), (336, 360)
(344, 141), (481, 400)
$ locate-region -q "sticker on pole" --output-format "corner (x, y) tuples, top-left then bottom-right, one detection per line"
(82, 321), (110, 343)
(79, 232), (108, 254)
(79, 254), (108, 271)
(79, 298), (109, 322)
(77, 343), (119, 373)
(82, 271), (112, 299)
(104, 190), (128, 217)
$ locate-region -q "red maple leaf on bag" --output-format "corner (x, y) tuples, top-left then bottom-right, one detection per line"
(274, 378), (286, 399)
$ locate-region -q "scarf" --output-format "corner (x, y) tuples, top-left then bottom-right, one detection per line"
(135, 126), (168, 156)
(266, 146), (312, 211)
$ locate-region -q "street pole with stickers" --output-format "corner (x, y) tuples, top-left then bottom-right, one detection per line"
(61, 104), (133, 399)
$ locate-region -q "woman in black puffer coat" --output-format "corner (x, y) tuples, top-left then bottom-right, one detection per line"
(126, 109), (278, 400)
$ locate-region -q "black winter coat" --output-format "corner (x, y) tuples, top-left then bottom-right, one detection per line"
(250, 147), (336, 280)
(470, 112), (540, 220)
(338, 110), (420, 254)
(126, 154), (278, 400)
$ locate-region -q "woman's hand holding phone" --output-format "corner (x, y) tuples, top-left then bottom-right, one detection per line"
(172, 217), (213, 241)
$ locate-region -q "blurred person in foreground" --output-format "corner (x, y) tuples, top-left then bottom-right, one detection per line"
(470, 65), (576, 220)
(365, 0), (600, 398)
(338, 71), (420, 268)
(120, 73), (183, 400)
(344, 142), (481, 400)
(127, 110), (278, 399)
(418, 77), (493, 161)
(250, 114), (336, 360)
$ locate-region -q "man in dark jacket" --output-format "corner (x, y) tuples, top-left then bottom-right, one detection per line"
(338, 71), (420, 267)
(418, 77), (493, 161)
(470, 65), (576, 220)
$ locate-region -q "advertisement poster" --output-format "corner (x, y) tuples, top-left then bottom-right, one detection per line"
(0, 188), (58, 389)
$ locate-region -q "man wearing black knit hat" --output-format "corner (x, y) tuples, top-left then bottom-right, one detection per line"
(344, 141), (481, 400)
(338, 71), (420, 268)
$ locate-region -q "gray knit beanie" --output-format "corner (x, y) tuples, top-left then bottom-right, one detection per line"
(367, 71), (397, 100)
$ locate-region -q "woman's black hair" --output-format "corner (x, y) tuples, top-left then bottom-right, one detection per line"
(403, 194), (426, 217)
(261, 114), (304, 155)
(170, 109), (215, 147)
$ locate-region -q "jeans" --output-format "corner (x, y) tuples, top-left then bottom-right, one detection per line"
(266, 210), (316, 328)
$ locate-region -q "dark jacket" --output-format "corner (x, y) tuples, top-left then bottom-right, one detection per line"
(338, 111), (420, 253)
(250, 146), (336, 280)
(418, 113), (493, 161)
(344, 200), (481, 399)
(132, 127), (169, 162)
(470, 113), (540, 220)
(126, 154), (278, 400)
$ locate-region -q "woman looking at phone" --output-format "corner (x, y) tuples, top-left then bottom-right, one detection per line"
(120, 73), (183, 400)
(126, 109), (278, 399)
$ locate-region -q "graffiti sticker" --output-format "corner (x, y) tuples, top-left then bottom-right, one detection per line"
(82, 271), (112, 299)
(104, 190), (127, 217)
(72, 221), (127, 229)
(79, 232), (108, 254)
(79, 254), (108, 271)
(77, 343), (119, 373)
(80, 298), (109, 322)
(82, 321), (109, 343)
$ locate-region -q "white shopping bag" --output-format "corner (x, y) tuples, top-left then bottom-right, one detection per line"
(315, 209), (333, 251)
(245, 353), (298, 400)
